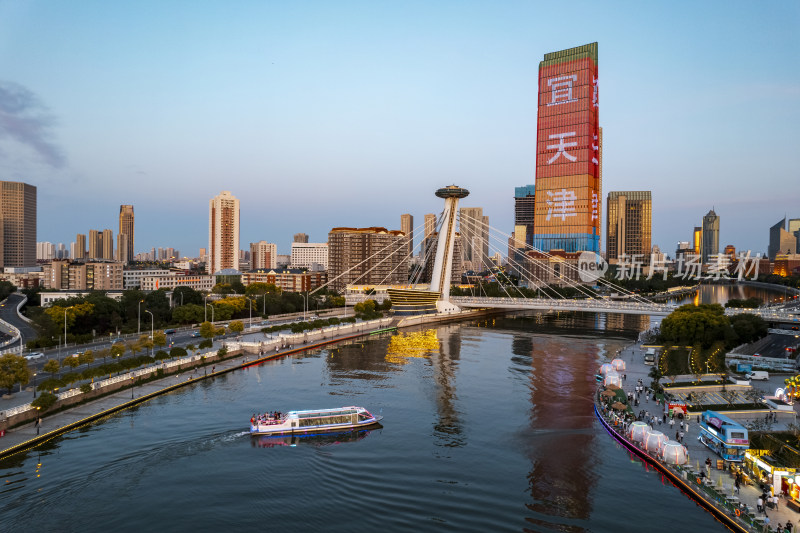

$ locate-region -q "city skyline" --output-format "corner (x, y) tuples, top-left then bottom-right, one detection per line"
(1, 2), (797, 256)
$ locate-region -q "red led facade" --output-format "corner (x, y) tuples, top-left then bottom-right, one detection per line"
(533, 43), (600, 253)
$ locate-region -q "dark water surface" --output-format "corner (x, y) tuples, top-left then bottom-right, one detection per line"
(3, 313), (727, 532)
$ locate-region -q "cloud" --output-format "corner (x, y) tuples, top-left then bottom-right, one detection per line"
(0, 81), (65, 167)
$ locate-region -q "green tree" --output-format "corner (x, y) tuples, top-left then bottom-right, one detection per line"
(31, 392), (57, 411)
(43, 358), (60, 377)
(79, 349), (95, 370)
(199, 339), (213, 349)
(152, 331), (167, 351)
(0, 354), (32, 394)
(199, 321), (215, 339)
(61, 356), (81, 372)
(229, 320), (244, 334)
(110, 343), (126, 360)
(138, 335), (154, 355)
(172, 303), (204, 324)
(170, 346), (188, 359)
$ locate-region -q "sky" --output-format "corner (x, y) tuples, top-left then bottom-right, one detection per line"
(1, 1), (798, 259)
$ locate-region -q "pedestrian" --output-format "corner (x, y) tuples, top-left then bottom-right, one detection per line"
(680, 420), (684, 430)
(677, 430), (681, 443)
(757, 497), (764, 513)
(670, 418), (675, 429)
(685, 422), (689, 436)
(734, 478), (740, 494)
(679, 430), (684, 442)
(662, 413), (667, 423)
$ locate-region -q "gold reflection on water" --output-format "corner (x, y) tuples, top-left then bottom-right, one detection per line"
(385, 329), (439, 364)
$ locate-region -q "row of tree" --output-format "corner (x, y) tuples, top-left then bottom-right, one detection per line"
(658, 303), (768, 349)
(23, 284), (344, 348)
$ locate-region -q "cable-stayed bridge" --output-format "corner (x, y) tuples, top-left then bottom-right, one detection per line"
(314, 185), (800, 323)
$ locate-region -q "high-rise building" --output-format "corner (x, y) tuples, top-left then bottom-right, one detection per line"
(514, 185), (535, 248)
(118, 205), (134, 264)
(88, 229), (102, 260)
(75, 234), (86, 260)
(458, 207), (489, 272)
(790, 219), (800, 252)
(327, 227), (408, 292)
(606, 191), (652, 265)
(532, 43), (600, 253)
(701, 209), (720, 264)
(293, 233), (309, 243)
(208, 191), (240, 273)
(291, 242), (328, 270)
(424, 214), (437, 241)
(693, 227), (702, 256)
(0, 180), (36, 268)
(400, 214), (414, 256)
(769, 218), (797, 259)
(36, 241), (55, 261)
(102, 229), (114, 260)
(250, 241), (277, 270)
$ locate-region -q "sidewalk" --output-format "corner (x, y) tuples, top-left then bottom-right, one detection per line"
(616, 343), (800, 531)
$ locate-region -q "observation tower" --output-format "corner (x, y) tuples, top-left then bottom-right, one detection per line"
(430, 186), (469, 312)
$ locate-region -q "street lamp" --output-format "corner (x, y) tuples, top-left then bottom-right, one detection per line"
(138, 299), (144, 335)
(63, 306), (73, 357)
(144, 310), (154, 355)
(204, 294), (209, 322)
(33, 372), (37, 398)
(246, 297), (254, 329)
(303, 291), (309, 321)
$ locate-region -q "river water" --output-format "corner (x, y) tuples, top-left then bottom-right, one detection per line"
(1, 285), (779, 532)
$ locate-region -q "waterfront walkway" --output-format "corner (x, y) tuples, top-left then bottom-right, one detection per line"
(0, 328), (372, 459)
(610, 342), (800, 532)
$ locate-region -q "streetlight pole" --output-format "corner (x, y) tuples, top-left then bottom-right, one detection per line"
(138, 300), (144, 335)
(303, 291), (308, 321)
(204, 295), (208, 322)
(63, 306), (72, 356)
(145, 310), (154, 355)
(33, 372), (37, 398)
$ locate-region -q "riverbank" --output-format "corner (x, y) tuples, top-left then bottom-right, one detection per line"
(598, 342), (800, 532)
(0, 308), (503, 460)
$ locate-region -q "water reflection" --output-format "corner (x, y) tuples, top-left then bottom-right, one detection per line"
(250, 428), (378, 448)
(431, 325), (464, 448)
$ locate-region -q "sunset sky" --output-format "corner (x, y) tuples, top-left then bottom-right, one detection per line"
(1, 1), (797, 258)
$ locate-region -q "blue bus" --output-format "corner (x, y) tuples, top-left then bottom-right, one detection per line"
(698, 410), (749, 462)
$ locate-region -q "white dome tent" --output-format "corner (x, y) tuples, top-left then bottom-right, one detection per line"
(644, 429), (668, 453)
(659, 441), (688, 465)
(611, 358), (626, 372)
(604, 372), (622, 387)
(599, 363), (614, 375)
(628, 421), (649, 443)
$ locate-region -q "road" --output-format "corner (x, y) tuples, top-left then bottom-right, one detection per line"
(0, 293), (38, 348)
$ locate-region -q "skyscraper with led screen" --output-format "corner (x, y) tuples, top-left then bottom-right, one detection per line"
(533, 43), (600, 253)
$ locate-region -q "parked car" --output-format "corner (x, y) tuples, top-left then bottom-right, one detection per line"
(191, 331), (201, 338)
(24, 352), (44, 361)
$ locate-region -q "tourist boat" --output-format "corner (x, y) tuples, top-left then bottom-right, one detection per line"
(249, 406), (383, 436)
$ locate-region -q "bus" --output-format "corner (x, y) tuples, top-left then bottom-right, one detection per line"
(698, 410), (749, 462)
(644, 348), (656, 365)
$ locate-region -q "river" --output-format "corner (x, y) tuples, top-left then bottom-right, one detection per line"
(2, 284), (785, 532)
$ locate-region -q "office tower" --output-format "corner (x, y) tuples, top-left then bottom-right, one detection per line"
(693, 227), (702, 256)
(293, 233), (309, 243)
(606, 191), (652, 265)
(327, 227), (408, 292)
(532, 43), (600, 253)
(102, 229), (114, 260)
(291, 242), (328, 270)
(790, 219), (800, 252)
(118, 205), (134, 264)
(514, 185), (536, 249)
(701, 209), (719, 264)
(250, 241), (277, 270)
(769, 218), (797, 259)
(676, 241), (692, 260)
(0, 180), (37, 268)
(458, 207), (489, 272)
(75, 234), (86, 260)
(57, 242), (67, 259)
(400, 214), (414, 256)
(208, 191), (240, 273)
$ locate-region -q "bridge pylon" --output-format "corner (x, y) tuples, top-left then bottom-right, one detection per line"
(430, 185), (469, 313)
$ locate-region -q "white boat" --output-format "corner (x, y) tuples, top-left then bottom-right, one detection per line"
(249, 406), (383, 436)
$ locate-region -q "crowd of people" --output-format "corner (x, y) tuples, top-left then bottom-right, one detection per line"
(251, 411), (284, 426)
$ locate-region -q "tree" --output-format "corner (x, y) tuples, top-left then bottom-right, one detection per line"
(199, 321), (215, 339)
(79, 349), (95, 370)
(62, 355), (81, 372)
(169, 347), (187, 359)
(0, 354), (32, 394)
(199, 339), (213, 349)
(719, 389), (739, 408)
(152, 331), (167, 351)
(229, 320), (244, 334)
(172, 303), (204, 324)
(31, 392), (57, 412)
(139, 335), (154, 355)
(648, 365), (663, 393)
(43, 358), (60, 377)
(110, 343), (126, 360)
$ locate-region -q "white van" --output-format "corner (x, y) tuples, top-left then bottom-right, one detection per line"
(746, 371), (769, 381)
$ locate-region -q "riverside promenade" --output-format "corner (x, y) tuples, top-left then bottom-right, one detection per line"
(603, 342), (800, 532)
(0, 325), (387, 459)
